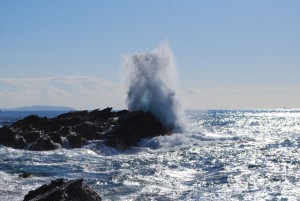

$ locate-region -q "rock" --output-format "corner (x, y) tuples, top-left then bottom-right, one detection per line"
(15, 136), (26, 149)
(73, 122), (98, 140)
(48, 132), (62, 144)
(66, 134), (85, 148)
(11, 115), (50, 130)
(104, 111), (169, 149)
(0, 126), (26, 149)
(19, 172), (32, 178)
(29, 138), (60, 151)
(23, 131), (41, 143)
(59, 127), (70, 137)
(88, 107), (113, 120)
(0, 107), (172, 151)
(0, 126), (16, 146)
(23, 178), (102, 201)
(56, 111), (88, 126)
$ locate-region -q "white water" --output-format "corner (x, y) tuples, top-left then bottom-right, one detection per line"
(1, 109), (300, 200)
(123, 42), (183, 130)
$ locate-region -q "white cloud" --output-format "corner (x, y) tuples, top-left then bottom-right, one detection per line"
(0, 76), (127, 110)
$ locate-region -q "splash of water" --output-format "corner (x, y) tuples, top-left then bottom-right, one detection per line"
(123, 42), (183, 130)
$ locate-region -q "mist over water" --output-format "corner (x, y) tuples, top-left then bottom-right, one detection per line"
(123, 42), (183, 130)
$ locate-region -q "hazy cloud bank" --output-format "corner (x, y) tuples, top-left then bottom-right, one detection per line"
(180, 87), (300, 109)
(0, 76), (126, 109)
(1, 76), (299, 110)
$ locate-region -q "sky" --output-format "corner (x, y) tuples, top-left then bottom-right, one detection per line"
(1, 0), (300, 110)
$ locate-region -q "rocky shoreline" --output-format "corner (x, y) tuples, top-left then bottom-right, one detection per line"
(0, 108), (172, 200)
(0, 108), (172, 201)
(23, 178), (102, 201)
(0, 107), (171, 151)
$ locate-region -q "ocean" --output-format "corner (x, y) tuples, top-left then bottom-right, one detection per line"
(1, 109), (300, 200)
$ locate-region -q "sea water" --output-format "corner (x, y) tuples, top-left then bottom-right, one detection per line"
(1, 109), (300, 200)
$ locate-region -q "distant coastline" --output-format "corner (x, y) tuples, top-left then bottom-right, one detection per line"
(1, 105), (75, 111)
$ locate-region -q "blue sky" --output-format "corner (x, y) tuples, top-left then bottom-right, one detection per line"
(1, 1), (300, 109)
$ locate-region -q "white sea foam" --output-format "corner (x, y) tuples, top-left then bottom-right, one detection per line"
(122, 42), (183, 130)
(138, 131), (239, 150)
(61, 137), (71, 149)
(0, 171), (12, 191)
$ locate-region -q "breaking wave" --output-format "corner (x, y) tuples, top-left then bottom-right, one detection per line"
(123, 42), (183, 130)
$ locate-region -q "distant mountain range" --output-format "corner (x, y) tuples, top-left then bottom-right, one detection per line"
(1, 105), (75, 111)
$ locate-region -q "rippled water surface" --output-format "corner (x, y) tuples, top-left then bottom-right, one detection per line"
(1, 109), (300, 200)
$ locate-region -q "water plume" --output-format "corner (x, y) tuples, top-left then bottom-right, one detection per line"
(122, 42), (183, 130)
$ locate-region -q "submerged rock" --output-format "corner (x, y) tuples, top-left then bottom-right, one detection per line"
(0, 108), (171, 150)
(23, 178), (102, 201)
(19, 172), (32, 178)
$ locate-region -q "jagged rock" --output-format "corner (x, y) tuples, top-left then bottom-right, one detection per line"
(56, 111), (88, 126)
(0, 108), (171, 151)
(19, 172), (32, 178)
(0, 126), (15, 145)
(49, 132), (62, 144)
(59, 127), (70, 137)
(66, 134), (85, 148)
(23, 131), (41, 143)
(73, 122), (98, 140)
(29, 138), (59, 151)
(12, 115), (50, 130)
(0, 126), (25, 148)
(23, 178), (102, 201)
(88, 107), (113, 120)
(15, 136), (26, 149)
(104, 111), (168, 148)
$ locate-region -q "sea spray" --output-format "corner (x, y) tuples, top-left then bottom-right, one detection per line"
(122, 42), (183, 130)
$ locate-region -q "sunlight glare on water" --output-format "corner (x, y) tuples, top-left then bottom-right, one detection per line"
(0, 109), (300, 200)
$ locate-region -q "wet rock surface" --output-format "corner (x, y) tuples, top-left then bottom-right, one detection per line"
(23, 178), (102, 201)
(0, 108), (170, 150)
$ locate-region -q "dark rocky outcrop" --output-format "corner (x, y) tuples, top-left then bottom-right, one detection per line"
(0, 108), (171, 150)
(19, 172), (32, 178)
(23, 178), (102, 201)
